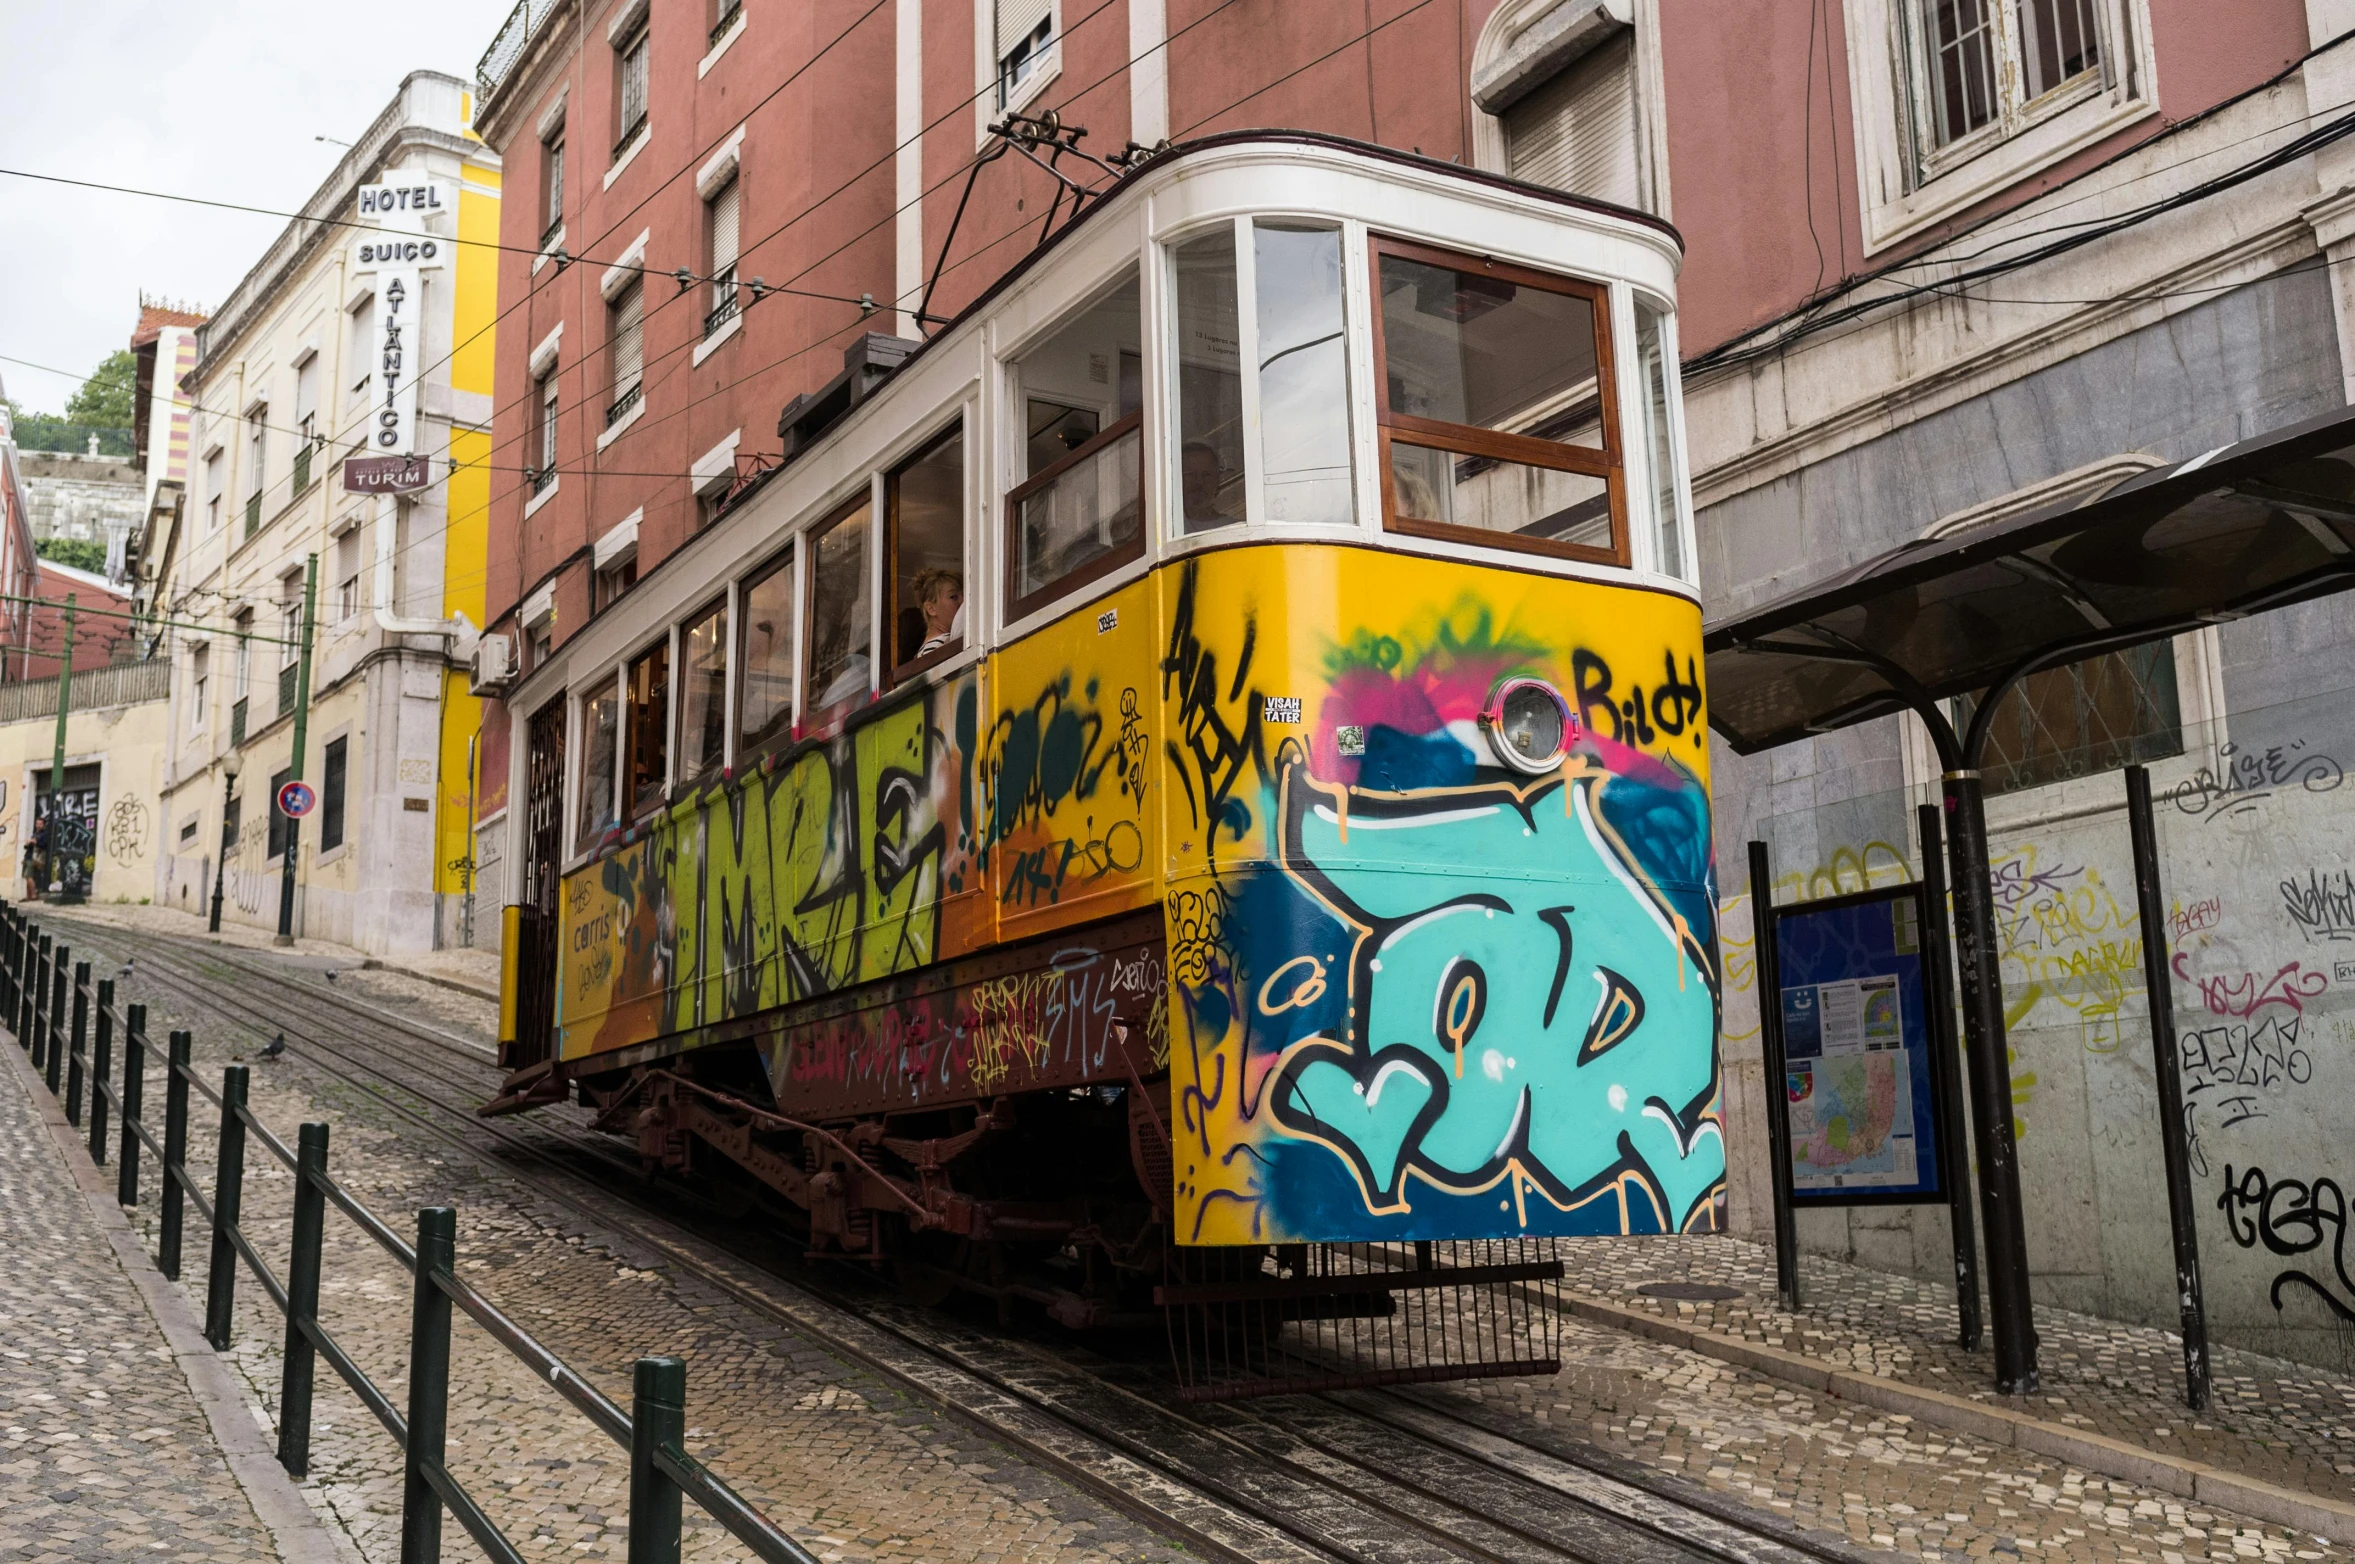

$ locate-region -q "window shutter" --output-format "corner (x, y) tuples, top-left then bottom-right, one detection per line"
(295, 358), (319, 424)
(613, 284), (644, 392)
(1504, 32), (1640, 209)
(996, 0), (1051, 63)
(710, 177), (740, 279)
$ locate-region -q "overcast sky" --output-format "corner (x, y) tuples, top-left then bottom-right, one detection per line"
(0, 1), (504, 415)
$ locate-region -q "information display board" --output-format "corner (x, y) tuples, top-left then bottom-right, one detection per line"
(1773, 885), (1945, 1204)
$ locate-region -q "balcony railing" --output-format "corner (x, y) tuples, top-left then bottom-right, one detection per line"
(531, 464), (558, 497)
(606, 381), (643, 429)
(476, 0), (561, 106)
(230, 697), (248, 746)
(278, 663), (298, 719)
(709, 0), (743, 46)
(703, 288), (741, 340)
(292, 442), (312, 495)
(612, 113), (647, 161)
(244, 493), (261, 540)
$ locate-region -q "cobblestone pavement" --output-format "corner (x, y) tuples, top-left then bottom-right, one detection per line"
(29, 907), (2355, 1562)
(46, 913), (1198, 1564)
(1545, 1234), (2355, 1512)
(0, 1038), (279, 1561)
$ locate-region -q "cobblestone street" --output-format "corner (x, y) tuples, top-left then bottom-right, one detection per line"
(7, 906), (2354, 1562)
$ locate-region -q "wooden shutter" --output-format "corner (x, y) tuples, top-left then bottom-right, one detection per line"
(710, 177), (740, 280)
(612, 283), (644, 394)
(1504, 32), (1640, 208)
(996, 0), (1051, 64)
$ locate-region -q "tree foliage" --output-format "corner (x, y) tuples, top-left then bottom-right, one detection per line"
(36, 538), (109, 573)
(3, 349), (137, 456)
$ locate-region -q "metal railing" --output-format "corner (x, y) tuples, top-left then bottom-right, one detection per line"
(0, 658), (169, 724)
(244, 492), (262, 540)
(709, 0), (743, 47)
(606, 381), (643, 429)
(703, 287), (741, 340)
(231, 696), (249, 746)
(477, 0), (561, 106)
(0, 901), (818, 1564)
(292, 442), (313, 495)
(277, 662), (298, 718)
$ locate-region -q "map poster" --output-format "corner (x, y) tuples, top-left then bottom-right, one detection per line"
(1770, 885), (1945, 1205)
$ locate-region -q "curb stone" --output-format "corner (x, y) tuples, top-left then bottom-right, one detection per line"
(3, 1035), (360, 1564)
(1552, 1284), (2353, 1544)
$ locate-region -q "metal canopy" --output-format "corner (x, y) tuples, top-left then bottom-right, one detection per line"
(1703, 404), (2355, 759)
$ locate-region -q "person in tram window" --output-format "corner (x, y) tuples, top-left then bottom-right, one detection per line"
(911, 568), (964, 658)
(1182, 440), (1238, 530)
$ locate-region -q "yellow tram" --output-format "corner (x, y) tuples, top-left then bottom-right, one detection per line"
(494, 134), (1720, 1336)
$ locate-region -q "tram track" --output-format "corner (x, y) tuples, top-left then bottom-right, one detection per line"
(62, 919), (1891, 1564)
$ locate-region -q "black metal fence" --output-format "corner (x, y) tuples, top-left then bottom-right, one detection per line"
(0, 903), (818, 1564)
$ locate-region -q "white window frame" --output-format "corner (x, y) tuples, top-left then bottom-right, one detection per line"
(975, 0), (1060, 147)
(1466, 0), (1672, 219)
(1844, 0), (2155, 254)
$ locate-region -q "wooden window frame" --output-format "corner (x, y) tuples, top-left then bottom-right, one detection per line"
(1367, 234), (1629, 569)
(800, 495), (874, 726)
(1001, 408), (1145, 624)
(885, 423), (967, 689)
(622, 635), (670, 823)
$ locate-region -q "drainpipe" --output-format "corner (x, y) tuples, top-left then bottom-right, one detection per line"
(370, 493), (476, 648)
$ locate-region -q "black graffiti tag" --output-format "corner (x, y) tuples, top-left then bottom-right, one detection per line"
(1161, 561), (1266, 854)
(2217, 1164), (2355, 1324)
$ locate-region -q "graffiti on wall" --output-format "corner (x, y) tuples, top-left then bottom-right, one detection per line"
(2167, 738), (2344, 825)
(1162, 551), (1723, 1246)
(2217, 1163), (2355, 1324)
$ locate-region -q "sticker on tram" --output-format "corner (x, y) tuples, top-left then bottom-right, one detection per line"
(1262, 696), (1302, 724)
(1096, 608), (1118, 633)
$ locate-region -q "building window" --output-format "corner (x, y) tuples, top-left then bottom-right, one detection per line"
(204, 452), (223, 534)
(805, 499), (872, 716)
(267, 767), (293, 860)
(888, 424), (966, 677)
(608, 280), (644, 426)
(233, 612), (253, 699)
(190, 644), (209, 735)
(576, 679), (620, 849)
(528, 623), (553, 673)
(738, 548), (796, 754)
(1955, 641), (2181, 795)
(625, 640), (669, 817)
(294, 355), (320, 451)
(348, 300), (372, 402)
(1006, 267), (1143, 619)
(1912, 0), (2103, 154)
(336, 528), (362, 624)
(678, 600), (727, 780)
(615, 21), (650, 157)
(542, 125), (566, 245)
(1172, 219), (1352, 535)
(993, 0), (1054, 108)
(1371, 236), (1624, 566)
(704, 175), (741, 338)
(594, 554), (637, 612)
(320, 736), (347, 852)
(1501, 31), (1639, 207)
(533, 370), (559, 490)
(247, 409), (268, 504)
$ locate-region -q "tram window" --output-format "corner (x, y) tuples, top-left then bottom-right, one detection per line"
(1372, 237), (1623, 565)
(887, 425), (966, 678)
(1255, 222), (1352, 524)
(679, 600), (727, 781)
(737, 549), (796, 754)
(1174, 227), (1242, 533)
(576, 680), (620, 849)
(1007, 266), (1144, 618)
(1635, 298), (1687, 582)
(805, 499), (873, 715)
(624, 641), (669, 817)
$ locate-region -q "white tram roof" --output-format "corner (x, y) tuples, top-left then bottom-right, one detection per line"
(526, 132), (1691, 703)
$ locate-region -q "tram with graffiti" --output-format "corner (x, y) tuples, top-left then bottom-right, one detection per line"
(492, 133), (1719, 1378)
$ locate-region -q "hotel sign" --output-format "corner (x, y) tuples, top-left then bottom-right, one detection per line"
(352, 179), (451, 470)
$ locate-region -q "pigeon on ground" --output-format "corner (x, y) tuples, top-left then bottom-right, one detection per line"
(324, 969), (338, 983)
(259, 1033), (286, 1060)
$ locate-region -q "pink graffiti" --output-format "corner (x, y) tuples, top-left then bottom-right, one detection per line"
(2167, 896), (2222, 942)
(2172, 953), (2330, 1019)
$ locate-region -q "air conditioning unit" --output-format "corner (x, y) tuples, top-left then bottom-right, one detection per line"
(471, 633), (516, 696)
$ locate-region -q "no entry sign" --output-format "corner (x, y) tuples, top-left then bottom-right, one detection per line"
(277, 780), (318, 819)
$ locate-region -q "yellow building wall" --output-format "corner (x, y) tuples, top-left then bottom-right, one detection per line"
(435, 157), (500, 902)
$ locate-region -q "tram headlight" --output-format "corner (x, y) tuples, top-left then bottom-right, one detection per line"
(1480, 678), (1574, 774)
